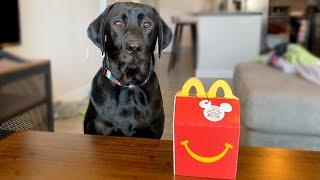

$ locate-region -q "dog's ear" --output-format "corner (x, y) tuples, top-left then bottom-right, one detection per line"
(153, 8), (173, 58)
(87, 4), (116, 54)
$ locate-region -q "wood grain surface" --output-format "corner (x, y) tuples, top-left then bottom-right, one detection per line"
(0, 131), (320, 179)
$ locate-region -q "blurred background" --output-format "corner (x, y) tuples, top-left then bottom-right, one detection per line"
(1, 0), (320, 151)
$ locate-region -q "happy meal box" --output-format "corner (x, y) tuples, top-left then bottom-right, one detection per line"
(173, 78), (240, 179)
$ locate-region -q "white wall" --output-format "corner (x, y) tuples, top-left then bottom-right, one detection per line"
(5, 0), (233, 101)
(156, 0), (231, 51)
(7, 0), (207, 102)
(6, 0), (103, 102)
(107, 0), (216, 50)
(157, 0), (209, 50)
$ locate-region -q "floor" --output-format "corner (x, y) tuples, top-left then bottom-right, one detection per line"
(55, 52), (230, 140)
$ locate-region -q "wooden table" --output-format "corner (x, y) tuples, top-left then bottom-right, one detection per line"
(1, 131), (320, 179)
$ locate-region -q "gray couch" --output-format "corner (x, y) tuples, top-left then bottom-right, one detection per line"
(234, 62), (320, 151)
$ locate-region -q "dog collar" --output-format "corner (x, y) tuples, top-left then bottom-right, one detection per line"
(105, 69), (136, 89)
(104, 68), (150, 89)
(102, 54), (154, 89)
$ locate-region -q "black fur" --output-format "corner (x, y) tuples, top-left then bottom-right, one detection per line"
(84, 2), (172, 138)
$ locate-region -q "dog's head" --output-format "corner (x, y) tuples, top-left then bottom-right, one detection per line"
(88, 2), (172, 86)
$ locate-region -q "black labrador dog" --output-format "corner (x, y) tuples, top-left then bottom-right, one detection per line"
(84, 2), (172, 139)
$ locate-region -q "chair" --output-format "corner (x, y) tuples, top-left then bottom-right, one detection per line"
(0, 59), (54, 139)
(168, 15), (197, 71)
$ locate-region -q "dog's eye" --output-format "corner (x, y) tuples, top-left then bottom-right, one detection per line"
(114, 20), (123, 27)
(143, 22), (151, 29)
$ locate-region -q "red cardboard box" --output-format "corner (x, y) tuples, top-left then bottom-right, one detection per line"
(173, 78), (240, 179)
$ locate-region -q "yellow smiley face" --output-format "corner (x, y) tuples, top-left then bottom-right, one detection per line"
(181, 140), (233, 163)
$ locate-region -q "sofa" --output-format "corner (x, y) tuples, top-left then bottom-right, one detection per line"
(234, 62), (320, 151)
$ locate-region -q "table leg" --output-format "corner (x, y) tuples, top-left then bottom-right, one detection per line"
(168, 24), (182, 72)
(191, 24), (197, 69)
(44, 64), (54, 132)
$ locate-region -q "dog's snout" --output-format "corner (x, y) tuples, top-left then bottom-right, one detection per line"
(125, 40), (142, 54)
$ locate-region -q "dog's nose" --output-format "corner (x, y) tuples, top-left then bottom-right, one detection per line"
(125, 40), (142, 54)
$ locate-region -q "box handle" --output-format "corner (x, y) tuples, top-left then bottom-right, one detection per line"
(207, 80), (238, 99)
(177, 77), (207, 98)
(177, 78), (238, 99)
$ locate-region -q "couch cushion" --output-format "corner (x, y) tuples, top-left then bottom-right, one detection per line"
(234, 62), (320, 136)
